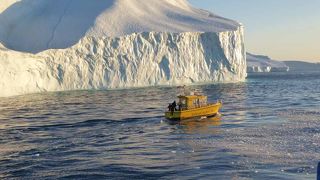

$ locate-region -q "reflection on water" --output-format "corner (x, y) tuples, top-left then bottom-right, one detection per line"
(0, 72), (319, 179)
(167, 115), (222, 135)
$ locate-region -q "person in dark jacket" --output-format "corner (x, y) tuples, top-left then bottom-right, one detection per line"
(172, 101), (177, 111)
(168, 103), (173, 112)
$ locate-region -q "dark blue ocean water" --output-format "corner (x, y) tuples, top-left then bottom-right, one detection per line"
(0, 72), (319, 179)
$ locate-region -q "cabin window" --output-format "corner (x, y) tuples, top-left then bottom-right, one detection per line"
(180, 99), (186, 105)
(178, 98), (187, 110)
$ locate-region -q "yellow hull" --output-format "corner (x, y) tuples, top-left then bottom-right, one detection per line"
(165, 102), (222, 120)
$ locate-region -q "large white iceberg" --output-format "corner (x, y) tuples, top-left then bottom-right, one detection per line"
(0, 0), (247, 97)
(247, 53), (289, 73)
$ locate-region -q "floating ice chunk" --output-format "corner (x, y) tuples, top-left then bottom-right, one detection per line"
(247, 53), (289, 73)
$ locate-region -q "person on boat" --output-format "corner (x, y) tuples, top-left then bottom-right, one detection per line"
(178, 101), (182, 111)
(168, 103), (173, 112)
(172, 101), (177, 111)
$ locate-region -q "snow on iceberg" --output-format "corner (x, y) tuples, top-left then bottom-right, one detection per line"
(0, 0), (247, 97)
(0, 0), (20, 13)
(247, 53), (289, 73)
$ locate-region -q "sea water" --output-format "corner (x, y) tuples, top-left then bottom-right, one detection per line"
(0, 72), (319, 179)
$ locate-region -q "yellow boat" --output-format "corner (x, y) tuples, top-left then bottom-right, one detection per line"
(165, 93), (222, 120)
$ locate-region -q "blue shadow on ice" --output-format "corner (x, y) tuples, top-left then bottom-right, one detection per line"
(0, 0), (116, 53)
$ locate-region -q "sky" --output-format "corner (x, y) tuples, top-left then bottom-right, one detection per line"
(189, 0), (320, 62)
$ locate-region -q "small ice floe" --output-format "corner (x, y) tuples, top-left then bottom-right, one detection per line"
(32, 153), (40, 157)
(195, 167), (201, 170)
(153, 139), (160, 143)
(171, 151), (177, 154)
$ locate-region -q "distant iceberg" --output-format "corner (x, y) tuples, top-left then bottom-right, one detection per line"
(284, 61), (320, 72)
(0, 0), (247, 97)
(247, 53), (289, 73)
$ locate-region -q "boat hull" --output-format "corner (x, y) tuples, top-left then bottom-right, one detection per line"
(165, 102), (222, 120)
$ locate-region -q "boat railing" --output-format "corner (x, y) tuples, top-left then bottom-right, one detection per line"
(167, 100), (222, 112)
(177, 86), (204, 96)
(180, 103), (219, 111)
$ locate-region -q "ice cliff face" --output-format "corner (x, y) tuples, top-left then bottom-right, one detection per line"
(0, 0), (246, 97)
(247, 53), (289, 73)
(0, 30), (246, 97)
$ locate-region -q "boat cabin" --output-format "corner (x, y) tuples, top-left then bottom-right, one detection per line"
(177, 95), (208, 110)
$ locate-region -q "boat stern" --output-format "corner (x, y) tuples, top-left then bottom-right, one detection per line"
(165, 111), (182, 120)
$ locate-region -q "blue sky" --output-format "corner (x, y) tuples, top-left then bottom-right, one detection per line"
(189, 0), (320, 62)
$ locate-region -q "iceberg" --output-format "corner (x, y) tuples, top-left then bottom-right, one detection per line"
(247, 53), (289, 73)
(284, 61), (320, 72)
(0, 0), (19, 13)
(0, 0), (247, 97)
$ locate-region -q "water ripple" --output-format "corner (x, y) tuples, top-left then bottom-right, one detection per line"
(0, 72), (319, 179)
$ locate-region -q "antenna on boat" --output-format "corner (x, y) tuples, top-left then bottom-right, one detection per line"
(177, 85), (188, 96)
(193, 88), (203, 96)
(177, 86), (205, 96)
